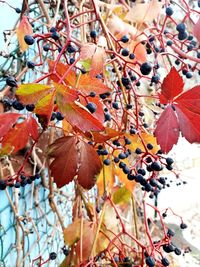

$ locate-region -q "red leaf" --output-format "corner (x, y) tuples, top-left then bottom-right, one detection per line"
(175, 105), (200, 143)
(160, 67), (184, 104)
(48, 136), (78, 188)
(0, 113), (20, 139)
(154, 105), (179, 153)
(77, 139), (102, 189)
(193, 16), (200, 43)
(175, 85), (200, 114)
(48, 137), (102, 189)
(2, 117), (38, 154)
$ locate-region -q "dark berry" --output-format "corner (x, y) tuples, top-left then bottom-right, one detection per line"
(135, 174), (144, 183)
(140, 62), (152, 75)
(119, 162), (126, 169)
(49, 252), (57, 260)
(146, 256), (155, 267)
(124, 138), (131, 145)
(166, 7), (173, 16)
(43, 44), (50, 52)
(112, 102), (119, 109)
(86, 102), (97, 113)
(166, 157), (174, 165)
(151, 161), (162, 171)
(174, 247), (181, 255)
(6, 76), (17, 87)
(129, 53), (135, 59)
(120, 35), (129, 43)
(12, 100), (24, 111)
(51, 112), (56, 121)
(14, 182), (21, 188)
(121, 77), (130, 86)
(103, 159), (111, 166)
(15, 7), (21, 13)
(90, 30), (97, 38)
(104, 113), (111, 121)
(178, 31), (188, 40)
(62, 247), (70, 256)
(69, 58), (75, 64)
(138, 168), (146, 176)
(180, 222), (187, 229)
(26, 104), (35, 112)
(151, 75), (160, 84)
(161, 257), (170, 266)
(24, 35), (35, 45)
(135, 148), (142, 154)
(0, 180), (7, 190)
(126, 104), (133, 110)
(123, 166), (130, 174)
(121, 48), (129, 56)
(56, 112), (64, 120)
(166, 40), (173, 46)
(147, 143), (153, 150)
(118, 152), (126, 159)
(67, 44), (76, 53)
(127, 173), (135, 180)
(27, 61), (35, 69)
(167, 228), (175, 237)
(163, 243), (175, 253)
(166, 165), (173, 170)
(114, 157), (120, 163)
(51, 32), (60, 40)
(145, 183), (153, 192)
(176, 23), (186, 32)
(186, 72), (192, 79)
(130, 128), (136, 134)
(89, 92), (96, 97)
(50, 27), (57, 33)
(149, 179), (158, 187)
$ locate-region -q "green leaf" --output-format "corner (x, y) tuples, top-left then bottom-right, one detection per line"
(112, 186), (132, 205)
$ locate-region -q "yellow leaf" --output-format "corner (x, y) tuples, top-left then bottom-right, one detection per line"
(128, 132), (160, 154)
(97, 162), (115, 195)
(112, 186), (132, 205)
(16, 16), (33, 52)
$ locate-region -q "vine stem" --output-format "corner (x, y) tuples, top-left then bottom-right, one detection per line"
(36, 0), (51, 25)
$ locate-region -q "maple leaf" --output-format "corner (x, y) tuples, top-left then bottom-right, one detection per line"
(16, 16), (33, 52)
(2, 117), (39, 154)
(49, 60), (111, 95)
(48, 136), (102, 189)
(155, 67), (200, 153)
(0, 113), (20, 139)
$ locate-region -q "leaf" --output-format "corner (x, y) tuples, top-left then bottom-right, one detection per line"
(193, 16), (200, 43)
(154, 105), (179, 153)
(48, 137), (102, 189)
(97, 162), (116, 195)
(48, 136), (78, 188)
(91, 127), (122, 143)
(16, 16), (33, 52)
(175, 85), (200, 114)
(48, 60), (77, 86)
(112, 186), (132, 205)
(160, 67), (184, 104)
(57, 100), (104, 132)
(77, 139), (102, 189)
(175, 105), (200, 143)
(0, 113), (20, 139)
(16, 83), (52, 104)
(80, 96), (104, 122)
(2, 117), (38, 154)
(128, 133), (160, 154)
(125, 0), (163, 23)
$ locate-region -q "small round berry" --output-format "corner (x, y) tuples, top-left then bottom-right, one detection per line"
(12, 100), (24, 111)
(24, 35), (35, 45)
(174, 247), (181, 255)
(69, 58), (75, 64)
(51, 31), (60, 40)
(167, 228), (175, 237)
(185, 72), (193, 79)
(118, 152), (126, 159)
(176, 23), (186, 32)
(26, 104), (35, 112)
(166, 157), (174, 165)
(27, 61), (35, 69)
(86, 102), (97, 113)
(137, 168), (146, 176)
(151, 75), (160, 84)
(129, 53), (135, 59)
(104, 113), (111, 121)
(127, 173), (135, 180)
(112, 102), (119, 110)
(120, 35), (129, 43)
(123, 166), (130, 174)
(121, 77), (130, 86)
(89, 92), (96, 97)
(43, 44), (50, 52)
(140, 62), (152, 75)
(161, 257), (170, 266)
(6, 76), (17, 87)
(90, 30), (97, 38)
(103, 159), (111, 166)
(14, 182), (21, 188)
(0, 180), (7, 190)
(135, 148), (142, 154)
(15, 7), (21, 13)
(166, 40), (173, 46)
(50, 27), (57, 33)
(145, 256), (155, 267)
(147, 143), (153, 150)
(56, 112), (64, 120)
(151, 161), (162, 171)
(180, 222), (187, 229)
(49, 252), (57, 260)
(67, 44), (76, 53)
(121, 48), (129, 57)
(166, 6), (173, 16)
(114, 157), (120, 163)
(163, 243), (175, 253)
(178, 31), (188, 40)
(51, 112), (56, 121)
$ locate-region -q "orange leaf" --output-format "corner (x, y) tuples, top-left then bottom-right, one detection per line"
(97, 162), (115, 195)
(0, 113), (20, 139)
(2, 117), (38, 154)
(16, 16), (33, 52)
(91, 127), (122, 143)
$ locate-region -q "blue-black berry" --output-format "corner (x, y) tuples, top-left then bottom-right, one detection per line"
(27, 61), (35, 69)
(166, 7), (173, 16)
(161, 257), (170, 266)
(6, 76), (17, 87)
(140, 62), (152, 75)
(121, 48), (129, 57)
(24, 35), (35, 45)
(146, 256), (155, 267)
(26, 104), (35, 112)
(90, 30), (97, 38)
(12, 100), (24, 111)
(86, 102), (97, 113)
(49, 252), (57, 260)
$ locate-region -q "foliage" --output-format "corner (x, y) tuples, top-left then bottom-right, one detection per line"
(0, 0), (200, 266)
